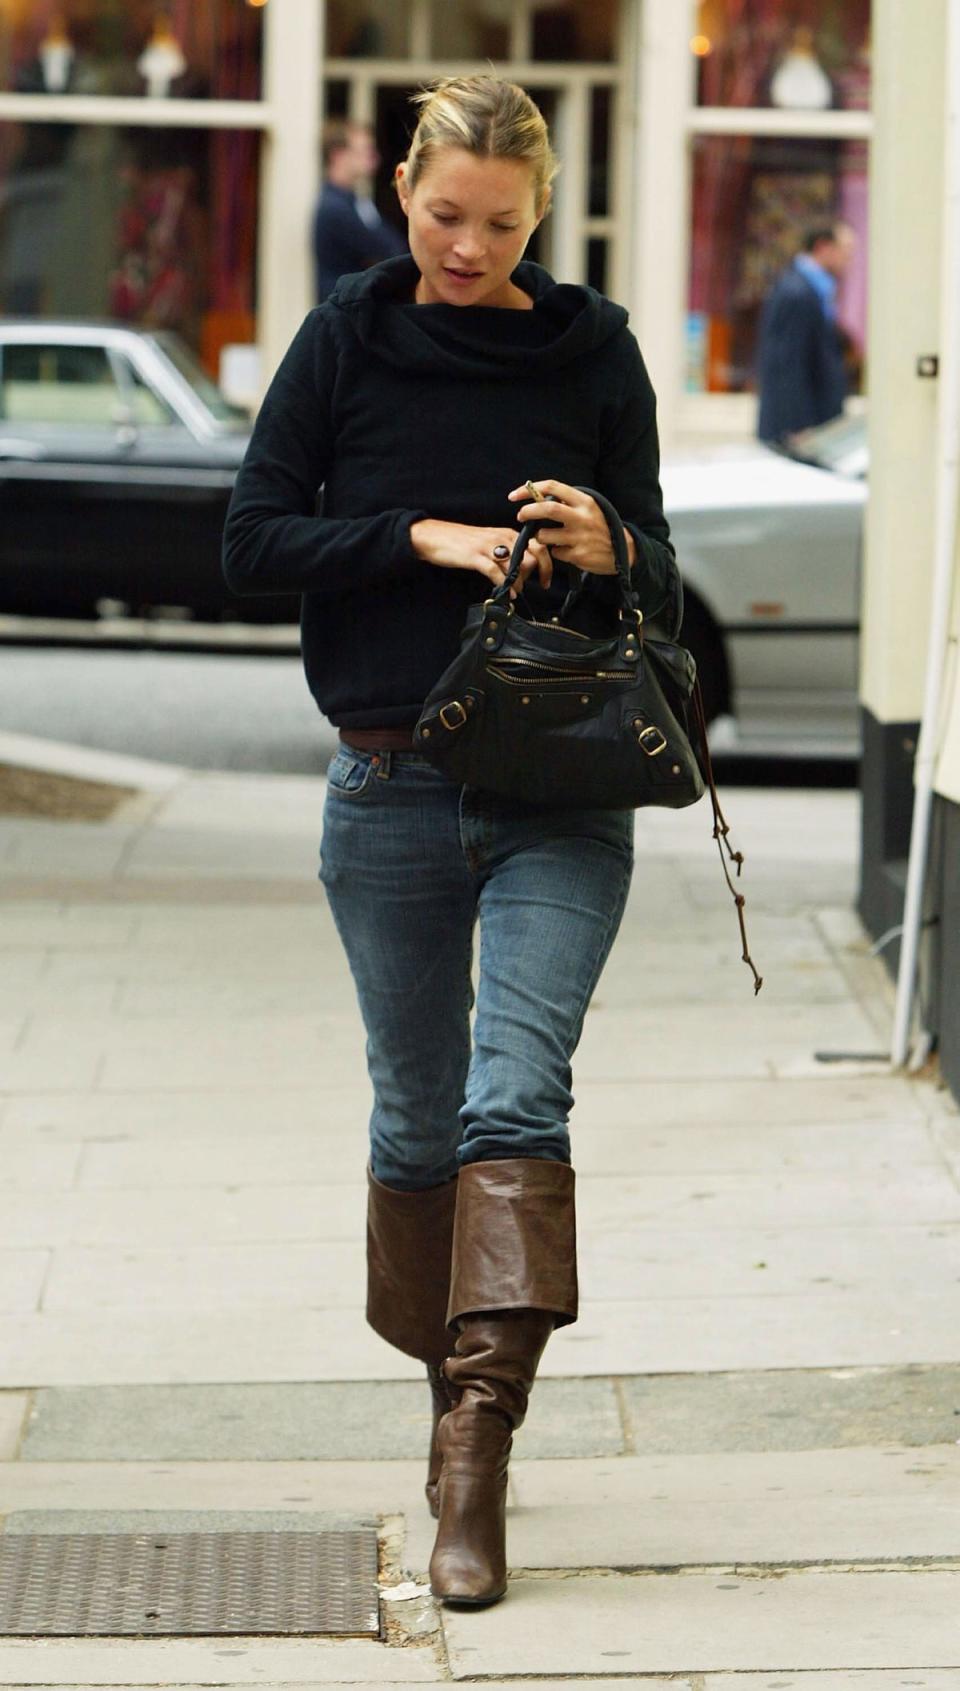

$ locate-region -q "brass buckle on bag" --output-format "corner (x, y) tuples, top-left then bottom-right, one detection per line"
(636, 722), (668, 757)
(439, 700), (468, 732)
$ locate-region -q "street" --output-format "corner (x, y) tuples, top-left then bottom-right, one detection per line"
(0, 646), (337, 775)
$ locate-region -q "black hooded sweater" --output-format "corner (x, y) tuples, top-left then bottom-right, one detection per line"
(222, 254), (681, 729)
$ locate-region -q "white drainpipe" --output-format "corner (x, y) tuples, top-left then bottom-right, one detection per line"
(891, 0), (960, 1068)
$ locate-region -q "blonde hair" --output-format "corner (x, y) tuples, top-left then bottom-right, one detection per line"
(399, 74), (559, 213)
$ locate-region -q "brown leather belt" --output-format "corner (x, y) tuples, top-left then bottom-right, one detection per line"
(339, 726), (419, 752)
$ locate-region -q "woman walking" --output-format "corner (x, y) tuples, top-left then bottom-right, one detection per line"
(223, 73), (680, 1607)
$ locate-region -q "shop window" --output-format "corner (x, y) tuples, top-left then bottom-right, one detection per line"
(0, 2), (263, 101)
(327, 0), (412, 58)
(430, 2), (511, 60)
(532, 0), (618, 63)
(686, 132), (868, 396)
(692, 0), (870, 112)
(0, 124), (260, 371)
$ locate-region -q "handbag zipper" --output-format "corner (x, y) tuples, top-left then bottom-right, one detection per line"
(489, 663), (635, 685)
(521, 619), (592, 640)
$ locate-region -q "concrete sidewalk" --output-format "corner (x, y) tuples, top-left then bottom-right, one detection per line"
(1, 732), (959, 1688)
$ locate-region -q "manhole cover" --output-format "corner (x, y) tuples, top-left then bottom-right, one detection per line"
(0, 1530), (380, 1636)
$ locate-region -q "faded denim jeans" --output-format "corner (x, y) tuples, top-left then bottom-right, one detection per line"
(319, 747), (633, 1192)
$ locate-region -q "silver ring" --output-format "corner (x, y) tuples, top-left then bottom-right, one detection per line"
(492, 544), (510, 561)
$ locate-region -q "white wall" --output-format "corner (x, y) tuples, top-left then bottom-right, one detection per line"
(860, 0), (947, 725)
(257, 1), (323, 387)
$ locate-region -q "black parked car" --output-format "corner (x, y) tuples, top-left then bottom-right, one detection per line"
(0, 320), (294, 621)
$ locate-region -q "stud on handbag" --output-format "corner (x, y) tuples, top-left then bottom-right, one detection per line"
(414, 485), (763, 993)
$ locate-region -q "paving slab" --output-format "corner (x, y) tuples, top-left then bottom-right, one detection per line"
(0, 1685), (683, 1691)
(601, 953), (855, 1001)
(0, 907), (138, 947)
(121, 827), (318, 880)
(40, 1224), (959, 1313)
(0, 1142), (83, 1189)
(0, 1392), (29, 1459)
(130, 904), (333, 946)
(0, 1458), (438, 1522)
(596, 950), (853, 1007)
(503, 1446), (960, 1566)
(69, 1116), (943, 1190)
(20, 1378), (623, 1463)
(575, 1169), (960, 1230)
(0, 1181), (367, 1251)
(0, 975), (118, 1013)
(0, 1308), (416, 1388)
(0, 1251), (48, 1313)
(440, 1568), (960, 1677)
(6, 1280), (960, 1387)
(111, 970), (359, 1018)
(0, 1074), (926, 1142)
(0, 1637), (441, 1684)
(1, 826), (134, 880)
(97, 1024), (366, 1092)
(0, 1043), (103, 1093)
(0, 1085), (371, 1143)
(574, 1000), (884, 1081)
(620, 1362), (960, 1453)
(703, 1675), (960, 1689)
(543, 1289), (960, 1376)
(41, 1242), (366, 1311)
(572, 1116), (942, 1175)
(145, 774), (324, 836)
(74, 1135), (369, 1189)
(38, 943), (332, 988)
(579, 1222), (960, 1301)
(577, 1075), (931, 1127)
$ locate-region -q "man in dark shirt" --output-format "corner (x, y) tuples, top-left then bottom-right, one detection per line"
(756, 221), (856, 443)
(313, 121), (406, 302)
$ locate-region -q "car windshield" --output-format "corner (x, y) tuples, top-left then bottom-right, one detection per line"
(152, 333), (249, 428)
(783, 414), (869, 481)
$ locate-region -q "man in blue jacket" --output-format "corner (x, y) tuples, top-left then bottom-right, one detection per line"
(313, 121), (406, 302)
(756, 221), (856, 443)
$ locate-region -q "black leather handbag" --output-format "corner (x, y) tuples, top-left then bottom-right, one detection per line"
(414, 486), (763, 993)
(414, 487), (703, 812)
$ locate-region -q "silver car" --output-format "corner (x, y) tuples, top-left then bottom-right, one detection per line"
(667, 414), (867, 759)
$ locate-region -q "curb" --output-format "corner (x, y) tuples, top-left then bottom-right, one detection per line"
(0, 731), (183, 795)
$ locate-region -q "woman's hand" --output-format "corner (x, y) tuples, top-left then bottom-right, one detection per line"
(410, 518), (554, 594)
(507, 481), (637, 575)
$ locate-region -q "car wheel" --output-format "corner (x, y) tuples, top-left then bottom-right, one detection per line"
(680, 599), (729, 726)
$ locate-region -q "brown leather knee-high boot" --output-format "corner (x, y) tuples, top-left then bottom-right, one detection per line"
(428, 1158), (578, 1606)
(365, 1166), (458, 1516)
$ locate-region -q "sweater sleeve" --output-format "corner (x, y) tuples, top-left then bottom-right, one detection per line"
(222, 311), (428, 598)
(590, 332), (683, 637)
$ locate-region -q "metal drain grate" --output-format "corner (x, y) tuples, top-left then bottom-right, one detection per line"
(0, 1530), (380, 1636)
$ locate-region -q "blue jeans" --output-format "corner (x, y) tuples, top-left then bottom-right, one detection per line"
(319, 747), (633, 1192)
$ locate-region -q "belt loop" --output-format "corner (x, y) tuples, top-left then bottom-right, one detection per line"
(376, 750), (392, 780)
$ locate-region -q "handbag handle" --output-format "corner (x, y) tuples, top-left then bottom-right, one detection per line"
(493, 485), (639, 614)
